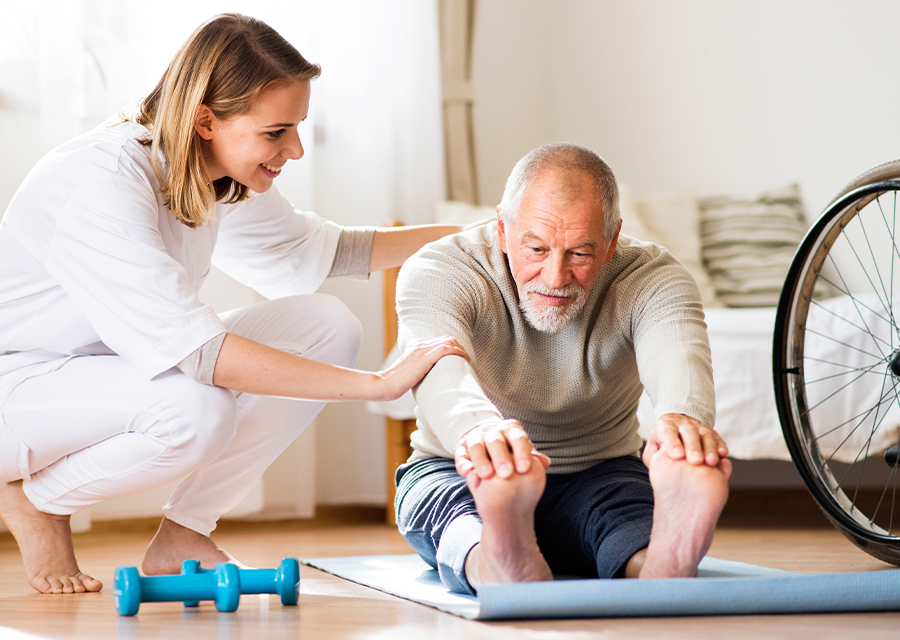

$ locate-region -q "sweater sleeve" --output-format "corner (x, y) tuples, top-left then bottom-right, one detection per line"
(396, 242), (504, 457)
(626, 248), (716, 428)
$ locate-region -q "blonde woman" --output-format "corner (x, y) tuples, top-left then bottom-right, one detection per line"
(0, 13), (466, 594)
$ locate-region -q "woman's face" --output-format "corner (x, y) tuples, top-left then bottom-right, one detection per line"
(196, 79), (311, 193)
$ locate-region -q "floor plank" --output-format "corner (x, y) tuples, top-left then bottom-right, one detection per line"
(1, 496), (899, 639)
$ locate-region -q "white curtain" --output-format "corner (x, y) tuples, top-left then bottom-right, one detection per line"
(0, 0), (445, 529)
(438, 0), (479, 204)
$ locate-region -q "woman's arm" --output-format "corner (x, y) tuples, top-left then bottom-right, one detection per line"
(212, 332), (467, 402)
(368, 224), (463, 272)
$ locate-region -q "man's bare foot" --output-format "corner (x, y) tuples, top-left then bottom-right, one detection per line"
(463, 458), (553, 591)
(0, 481), (102, 594)
(142, 517), (244, 575)
(639, 450), (731, 578)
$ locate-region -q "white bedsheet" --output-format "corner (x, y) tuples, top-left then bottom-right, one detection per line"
(369, 295), (900, 462)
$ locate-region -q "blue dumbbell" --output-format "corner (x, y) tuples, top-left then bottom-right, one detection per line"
(181, 558), (300, 606)
(114, 562), (240, 616)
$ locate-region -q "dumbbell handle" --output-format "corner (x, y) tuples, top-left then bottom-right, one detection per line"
(239, 567), (279, 594)
(182, 558), (299, 605)
(140, 573), (219, 602)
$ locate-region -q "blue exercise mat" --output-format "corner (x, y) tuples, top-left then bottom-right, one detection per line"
(302, 554), (900, 620)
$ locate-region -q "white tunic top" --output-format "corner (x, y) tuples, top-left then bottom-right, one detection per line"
(0, 121), (346, 382)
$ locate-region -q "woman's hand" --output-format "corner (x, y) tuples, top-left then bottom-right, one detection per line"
(375, 336), (468, 401)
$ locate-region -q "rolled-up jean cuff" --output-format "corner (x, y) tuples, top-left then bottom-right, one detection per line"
(0, 420), (31, 483)
(602, 521), (652, 578)
(436, 514), (483, 595)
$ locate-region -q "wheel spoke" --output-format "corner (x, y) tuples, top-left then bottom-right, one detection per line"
(811, 378), (897, 458)
(803, 328), (883, 364)
(808, 383), (896, 442)
(804, 355), (885, 373)
(840, 209), (894, 328)
(803, 357), (885, 385)
(809, 297), (895, 352)
(817, 270), (894, 328)
(859, 197), (895, 325)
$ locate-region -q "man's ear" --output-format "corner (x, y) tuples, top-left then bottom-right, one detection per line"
(194, 104), (216, 141)
(496, 207), (509, 254)
(603, 219), (623, 262)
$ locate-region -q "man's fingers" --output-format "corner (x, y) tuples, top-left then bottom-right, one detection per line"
(652, 413), (730, 468)
(533, 451), (552, 470)
(455, 419), (542, 480)
(483, 428), (515, 478)
(455, 444), (474, 476)
(717, 456), (734, 479)
(678, 424), (704, 464)
(656, 422), (685, 460)
(641, 439), (660, 467)
(465, 439), (495, 479)
(700, 428), (723, 465)
(502, 424), (535, 474)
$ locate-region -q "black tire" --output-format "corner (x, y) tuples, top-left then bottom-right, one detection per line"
(774, 160), (900, 565)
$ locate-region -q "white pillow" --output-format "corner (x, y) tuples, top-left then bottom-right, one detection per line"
(619, 186), (723, 308)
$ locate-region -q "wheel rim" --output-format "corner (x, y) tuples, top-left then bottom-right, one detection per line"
(775, 180), (900, 552)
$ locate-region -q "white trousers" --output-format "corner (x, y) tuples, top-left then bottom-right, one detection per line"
(0, 294), (362, 535)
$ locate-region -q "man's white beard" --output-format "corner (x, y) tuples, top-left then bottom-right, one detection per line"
(519, 281), (587, 333)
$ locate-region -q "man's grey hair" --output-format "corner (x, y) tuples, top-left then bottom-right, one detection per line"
(497, 143), (621, 243)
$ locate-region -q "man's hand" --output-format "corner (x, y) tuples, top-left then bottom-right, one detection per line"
(455, 419), (551, 480)
(643, 413), (728, 468)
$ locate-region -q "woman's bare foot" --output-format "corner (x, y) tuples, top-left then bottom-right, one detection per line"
(142, 517), (244, 575)
(463, 457), (553, 591)
(0, 481), (102, 594)
(639, 450), (731, 578)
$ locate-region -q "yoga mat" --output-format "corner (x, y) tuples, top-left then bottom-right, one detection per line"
(302, 554), (900, 620)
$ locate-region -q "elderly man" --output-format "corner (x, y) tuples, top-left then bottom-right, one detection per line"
(394, 142), (731, 594)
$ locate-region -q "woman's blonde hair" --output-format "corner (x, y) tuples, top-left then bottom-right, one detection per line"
(134, 14), (321, 228)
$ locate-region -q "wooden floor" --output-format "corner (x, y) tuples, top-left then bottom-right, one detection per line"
(1, 491), (899, 639)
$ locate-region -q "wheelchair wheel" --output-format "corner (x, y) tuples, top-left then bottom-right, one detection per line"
(774, 159), (900, 564)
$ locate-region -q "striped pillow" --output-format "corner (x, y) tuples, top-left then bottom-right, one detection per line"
(699, 184), (808, 307)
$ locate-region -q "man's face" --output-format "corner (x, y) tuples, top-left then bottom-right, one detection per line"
(497, 169), (619, 332)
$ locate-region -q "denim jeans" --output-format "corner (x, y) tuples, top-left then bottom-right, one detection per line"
(395, 455), (654, 594)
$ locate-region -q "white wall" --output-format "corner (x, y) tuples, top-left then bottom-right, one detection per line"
(473, 0), (900, 219)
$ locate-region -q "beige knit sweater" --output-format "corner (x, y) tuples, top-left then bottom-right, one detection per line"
(396, 222), (715, 474)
